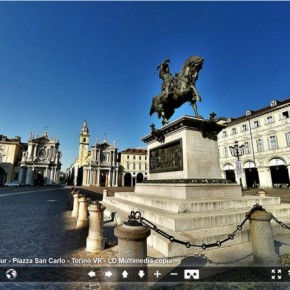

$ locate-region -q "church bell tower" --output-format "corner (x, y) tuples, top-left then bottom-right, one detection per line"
(78, 119), (90, 167)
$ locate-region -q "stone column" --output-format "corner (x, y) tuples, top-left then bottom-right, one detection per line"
(71, 193), (79, 217)
(257, 167), (268, 188)
(115, 167), (119, 186)
(44, 168), (48, 182)
(221, 170), (226, 179)
(56, 169), (60, 184)
(287, 165), (290, 185)
(77, 196), (89, 228)
(108, 170), (112, 187)
(265, 167), (273, 188)
(241, 169), (246, 189)
(47, 168), (51, 185)
(112, 170), (116, 187)
(93, 169), (96, 185)
(249, 209), (280, 266)
(18, 168), (24, 184)
(83, 169), (87, 186)
(25, 167), (32, 185)
(97, 168), (100, 186)
(86, 201), (106, 252)
(53, 167), (57, 183)
(89, 168), (92, 185)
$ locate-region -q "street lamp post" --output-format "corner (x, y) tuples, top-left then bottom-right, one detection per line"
(229, 141), (245, 192)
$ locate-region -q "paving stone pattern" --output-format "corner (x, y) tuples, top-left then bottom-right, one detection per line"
(1, 186), (290, 290)
(0, 187), (117, 290)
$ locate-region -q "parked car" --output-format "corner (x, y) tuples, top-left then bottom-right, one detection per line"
(4, 181), (19, 187)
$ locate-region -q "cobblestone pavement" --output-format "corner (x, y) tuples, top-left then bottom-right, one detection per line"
(1, 186), (290, 290)
(0, 186), (118, 290)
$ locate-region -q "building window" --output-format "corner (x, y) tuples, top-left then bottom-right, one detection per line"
(145, 156), (147, 160)
(231, 128), (237, 135)
(83, 138), (86, 142)
(222, 131), (227, 137)
(145, 164), (147, 170)
(286, 132), (290, 147)
(266, 116), (274, 124)
(269, 135), (278, 149)
(256, 139), (264, 152)
(139, 163), (141, 170)
(127, 163), (129, 170)
(244, 142), (251, 154)
(127, 155), (129, 159)
(282, 111), (290, 119)
(241, 124), (248, 132)
(133, 163), (136, 170)
(223, 147), (228, 158)
(139, 156), (141, 160)
(133, 155), (136, 160)
(252, 120), (260, 128)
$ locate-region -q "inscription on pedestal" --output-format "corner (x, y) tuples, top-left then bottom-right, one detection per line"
(149, 139), (183, 173)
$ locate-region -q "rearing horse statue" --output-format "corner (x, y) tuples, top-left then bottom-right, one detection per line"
(150, 56), (204, 126)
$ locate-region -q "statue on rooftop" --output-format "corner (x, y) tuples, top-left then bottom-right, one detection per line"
(150, 56), (204, 125)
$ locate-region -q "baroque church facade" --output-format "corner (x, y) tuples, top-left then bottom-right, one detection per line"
(67, 120), (119, 187)
(19, 132), (62, 185)
(0, 132), (62, 186)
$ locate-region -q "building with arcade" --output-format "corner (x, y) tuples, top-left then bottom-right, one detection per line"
(218, 97), (290, 188)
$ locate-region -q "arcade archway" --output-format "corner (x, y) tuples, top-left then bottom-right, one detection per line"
(244, 161), (259, 188)
(269, 158), (289, 187)
(224, 164), (235, 183)
(124, 173), (132, 186)
(136, 173), (144, 183)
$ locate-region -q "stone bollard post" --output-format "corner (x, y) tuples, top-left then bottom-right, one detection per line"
(71, 192), (79, 217)
(249, 209), (280, 266)
(77, 196), (89, 228)
(257, 189), (267, 197)
(103, 189), (108, 201)
(114, 219), (151, 260)
(114, 218), (151, 290)
(86, 201), (106, 252)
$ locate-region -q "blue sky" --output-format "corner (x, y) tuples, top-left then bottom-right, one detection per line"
(1, 2), (290, 170)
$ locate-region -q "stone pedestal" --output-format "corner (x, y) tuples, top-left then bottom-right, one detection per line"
(140, 116), (241, 198)
(104, 116), (247, 256)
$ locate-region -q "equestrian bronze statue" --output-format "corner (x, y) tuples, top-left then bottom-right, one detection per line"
(150, 56), (204, 125)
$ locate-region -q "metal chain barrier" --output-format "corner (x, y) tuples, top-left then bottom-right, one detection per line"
(127, 203), (290, 250)
(272, 215), (290, 230)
